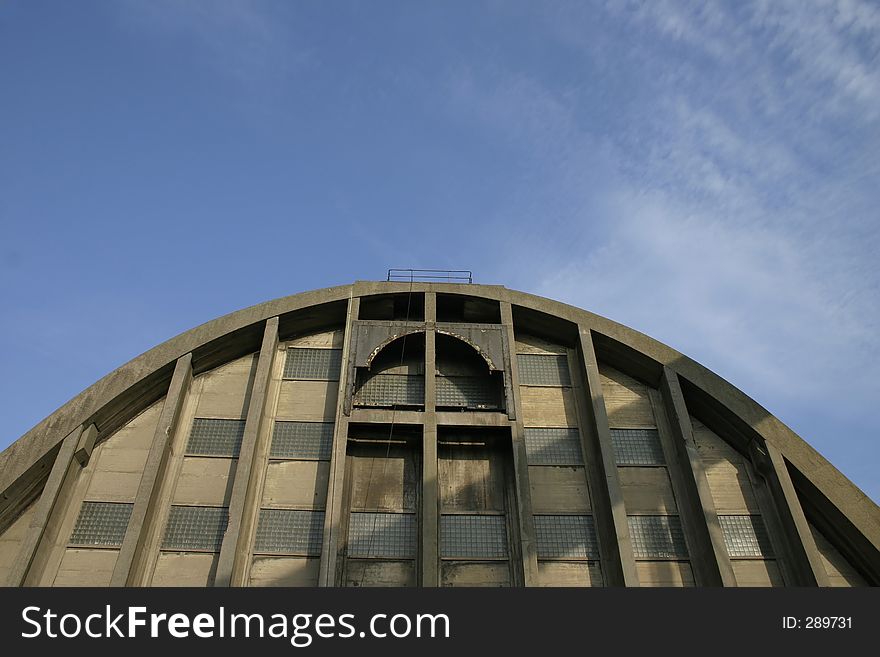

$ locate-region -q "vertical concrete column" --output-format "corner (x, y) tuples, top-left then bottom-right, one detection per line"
(658, 365), (736, 586)
(422, 292), (439, 587)
(7, 424), (89, 586)
(763, 442), (829, 586)
(567, 349), (623, 585)
(215, 317), (280, 587)
(500, 301), (539, 586)
(319, 295), (359, 586)
(575, 327), (639, 586)
(111, 353), (193, 586)
(654, 367), (734, 586)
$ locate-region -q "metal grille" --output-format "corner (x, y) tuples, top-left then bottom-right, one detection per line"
(535, 515), (599, 559)
(517, 354), (571, 386)
(440, 515), (508, 559)
(627, 515), (689, 559)
(435, 376), (503, 409)
(284, 348), (342, 380)
(354, 374), (424, 407)
(524, 427), (583, 465)
(162, 506), (228, 552)
(610, 428), (665, 465)
(271, 421), (334, 460)
(186, 418), (246, 457)
(69, 502), (133, 547)
(254, 509), (324, 555)
(347, 512), (417, 558)
(719, 515), (774, 558)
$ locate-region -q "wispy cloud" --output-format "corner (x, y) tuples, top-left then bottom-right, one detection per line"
(445, 1), (880, 477)
(750, 0), (880, 118)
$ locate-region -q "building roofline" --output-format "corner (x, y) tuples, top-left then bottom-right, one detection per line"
(2, 280), (877, 552)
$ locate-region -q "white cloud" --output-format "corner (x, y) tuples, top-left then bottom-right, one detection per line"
(447, 2), (880, 440)
(535, 188), (878, 414)
(750, 0), (880, 116)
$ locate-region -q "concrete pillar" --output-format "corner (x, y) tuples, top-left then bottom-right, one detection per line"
(648, 371), (730, 586)
(6, 424), (87, 586)
(110, 353), (193, 586)
(658, 366), (735, 586)
(318, 295), (359, 586)
(567, 349), (624, 585)
(763, 441), (829, 586)
(500, 301), (539, 586)
(575, 327), (639, 587)
(422, 292), (439, 587)
(214, 317), (280, 586)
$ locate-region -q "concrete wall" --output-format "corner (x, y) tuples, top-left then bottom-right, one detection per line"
(249, 330), (342, 587)
(2, 283), (875, 587)
(600, 364), (694, 587)
(28, 400), (164, 586)
(517, 333), (600, 587)
(691, 417), (784, 586)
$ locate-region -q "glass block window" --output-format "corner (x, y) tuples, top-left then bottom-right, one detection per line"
(610, 428), (665, 465)
(162, 506), (228, 552)
(69, 502), (133, 547)
(517, 354), (571, 386)
(284, 348), (342, 380)
(535, 515), (599, 560)
(435, 375), (503, 409)
(254, 509), (324, 556)
(271, 421), (334, 460)
(524, 427), (583, 465)
(186, 418), (246, 457)
(347, 512), (417, 558)
(628, 515), (688, 559)
(354, 374), (424, 407)
(440, 515), (508, 559)
(719, 515), (774, 558)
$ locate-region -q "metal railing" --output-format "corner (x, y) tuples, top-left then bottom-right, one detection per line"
(386, 269), (473, 284)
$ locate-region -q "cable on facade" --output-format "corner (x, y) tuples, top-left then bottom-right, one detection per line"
(356, 276), (415, 586)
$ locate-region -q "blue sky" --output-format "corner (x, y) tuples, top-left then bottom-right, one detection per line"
(1, 1), (877, 502)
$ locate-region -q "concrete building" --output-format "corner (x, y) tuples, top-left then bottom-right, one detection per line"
(1, 280), (877, 587)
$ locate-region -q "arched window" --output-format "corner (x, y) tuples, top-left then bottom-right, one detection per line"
(353, 332), (425, 408)
(435, 333), (504, 411)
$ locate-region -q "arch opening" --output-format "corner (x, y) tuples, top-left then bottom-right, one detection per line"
(435, 333), (504, 411)
(354, 333), (425, 409)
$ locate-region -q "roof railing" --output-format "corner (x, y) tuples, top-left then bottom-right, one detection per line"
(386, 269), (473, 284)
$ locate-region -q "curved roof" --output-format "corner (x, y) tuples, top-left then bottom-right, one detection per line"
(2, 280), (878, 554)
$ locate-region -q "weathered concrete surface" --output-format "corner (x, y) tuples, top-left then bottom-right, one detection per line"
(1, 281), (877, 561)
(660, 367), (736, 586)
(215, 317), (279, 587)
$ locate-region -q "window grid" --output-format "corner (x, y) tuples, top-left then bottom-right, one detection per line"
(69, 502), (133, 547)
(524, 427), (583, 465)
(719, 515), (774, 558)
(610, 428), (665, 465)
(283, 348), (342, 381)
(534, 515), (599, 560)
(440, 515), (508, 559)
(186, 418), (246, 457)
(627, 515), (689, 559)
(254, 509), (324, 556)
(354, 374), (424, 407)
(435, 375), (503, 409)
(271, 421), (334, 460)
(162, 506), (228, 552)
(347, 512), (417, 558)
(517, 354), (571, 386)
